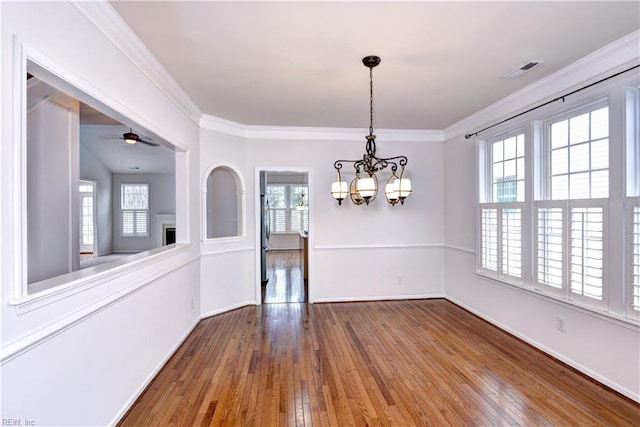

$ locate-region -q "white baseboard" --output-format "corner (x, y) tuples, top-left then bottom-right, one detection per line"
(108, 315), (201, 426)
(201, 300), (257, 319)
(445, 296), (640, 403)
(312, 293), (445, 304)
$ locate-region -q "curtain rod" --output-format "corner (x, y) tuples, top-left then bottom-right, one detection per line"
(464, 64), (640, 140)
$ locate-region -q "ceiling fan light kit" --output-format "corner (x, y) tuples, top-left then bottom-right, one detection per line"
(331, 55), (412, 207)
(120, 128), (159, 146)
(123, 131), (138, 145)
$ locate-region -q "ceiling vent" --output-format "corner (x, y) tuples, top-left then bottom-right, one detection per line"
(503, 60), (543, 79)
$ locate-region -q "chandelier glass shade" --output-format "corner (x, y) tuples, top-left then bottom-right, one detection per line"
(331, 56), (412, 206)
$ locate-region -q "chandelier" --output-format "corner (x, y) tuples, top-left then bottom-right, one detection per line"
(331, 55), (412, 206)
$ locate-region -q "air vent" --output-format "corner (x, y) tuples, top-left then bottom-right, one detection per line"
(503, 60), (543, 79)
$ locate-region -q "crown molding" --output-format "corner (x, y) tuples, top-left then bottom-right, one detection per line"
(199, 113), (443, 142)
(70, 0), (202, 126)
(199, 114), (248, 138)
(444, 29), (640, 141)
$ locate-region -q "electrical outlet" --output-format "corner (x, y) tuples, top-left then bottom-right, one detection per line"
(556, 316), (565, 332)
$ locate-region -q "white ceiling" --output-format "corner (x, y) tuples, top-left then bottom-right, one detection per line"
(110, 1), (639, 131)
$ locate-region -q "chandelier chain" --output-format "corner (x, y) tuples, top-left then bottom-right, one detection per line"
(369, 66), (374, 136)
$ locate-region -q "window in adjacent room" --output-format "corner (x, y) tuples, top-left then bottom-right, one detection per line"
(121, 183), (149, 236)
(267, 184), (308, 233)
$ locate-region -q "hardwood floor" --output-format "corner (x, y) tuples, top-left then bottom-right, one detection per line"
(118, 300), (640, 426)
(263, 250), (306, 304)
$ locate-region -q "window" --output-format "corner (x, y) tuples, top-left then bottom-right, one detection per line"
(492, 134), (525, 202)
(479, 133), (524, 280)
(627, 88), (640, 316)
(535, 103), (609, 307)
(549, 106), (609, 200)
(474, 71), (638, 320)
(267, 184), (308, 233)
(121, 183), (149, 236)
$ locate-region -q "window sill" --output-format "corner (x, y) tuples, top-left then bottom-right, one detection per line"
(202, 235), (246, 244)
(474, 270), (640, 331)
(10, 244), (191, 315)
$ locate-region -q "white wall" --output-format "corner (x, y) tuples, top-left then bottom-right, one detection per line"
(250, 137), (445, 303)
(442, 31), (640, 401)
(198, 126), (446, 312)
(80, 135), (114, 256)
(199, 130), (254, 315)
(1, 2), (201, 425)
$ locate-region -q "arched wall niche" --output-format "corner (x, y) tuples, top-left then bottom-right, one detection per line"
(202, 163), (246, 241)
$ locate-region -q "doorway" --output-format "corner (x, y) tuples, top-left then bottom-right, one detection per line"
(258, 169), (309, 304)
(79, 180), (97, 257)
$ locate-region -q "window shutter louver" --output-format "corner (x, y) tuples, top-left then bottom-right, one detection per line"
(570, 207), (604, 300)
(630, 205), (640, 312)
(536, 206), (563, 289)
(481, 208), (498, 271)
(501, 208), (522, 278)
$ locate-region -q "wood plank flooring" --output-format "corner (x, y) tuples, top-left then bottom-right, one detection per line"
(118, 300), (640, 426)
(263, 250), (306, 304)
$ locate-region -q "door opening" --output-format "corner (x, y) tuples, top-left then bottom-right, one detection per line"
(79, 180), (97, 257)
(258, 169), (309, 304)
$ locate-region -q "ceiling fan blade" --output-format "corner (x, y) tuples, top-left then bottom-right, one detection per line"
(138, 139), (159, 147)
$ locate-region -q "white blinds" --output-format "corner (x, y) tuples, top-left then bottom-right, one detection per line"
(481, 208), (498, 271)
(631, 205), (640, 312)
(536, 207), (563, 289)
(570, 207), (604, 300)
(480, 205), (523, 279)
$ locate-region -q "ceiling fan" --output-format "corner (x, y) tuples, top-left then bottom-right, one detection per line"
(120, 128), (158, 146)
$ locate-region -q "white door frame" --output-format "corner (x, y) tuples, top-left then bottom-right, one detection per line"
(254, 167), (312, 304)
(79, 179), (97, 256)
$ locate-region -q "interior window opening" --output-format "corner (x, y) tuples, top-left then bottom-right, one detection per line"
(25, 63), (177, 295)
(205, 166), (243, 239)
